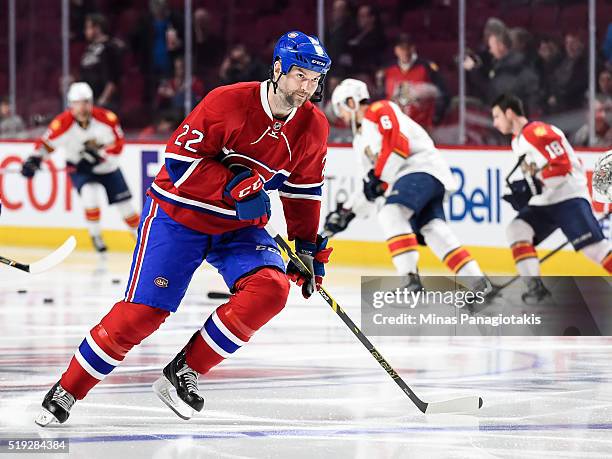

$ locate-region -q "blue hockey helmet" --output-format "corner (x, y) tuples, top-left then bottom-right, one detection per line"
(271, 31), (332, 102)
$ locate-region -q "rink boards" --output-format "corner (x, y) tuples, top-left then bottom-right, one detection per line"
(0, 141), (610, 275)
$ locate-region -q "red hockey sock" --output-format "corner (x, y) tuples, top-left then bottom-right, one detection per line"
(186, 268), (289, 375)
(603, 251), (612, 274)
(443, 246), (474, 273)
(60, 301), (169, 399)
(511, 241), (537, 263)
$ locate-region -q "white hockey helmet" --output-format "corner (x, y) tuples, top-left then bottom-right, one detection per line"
(331, 78), (370, 117)
(67, 82), (94, 103)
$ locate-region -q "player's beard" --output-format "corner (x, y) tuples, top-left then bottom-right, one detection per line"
(280, 87), (310, 109)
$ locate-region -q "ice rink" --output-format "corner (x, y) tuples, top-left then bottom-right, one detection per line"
(1, 247), (612, 458)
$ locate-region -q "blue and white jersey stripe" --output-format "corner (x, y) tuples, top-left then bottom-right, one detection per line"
(279, 180), (323, 201)
(164, 152), (202, 187)
(150, 182), (239, 219)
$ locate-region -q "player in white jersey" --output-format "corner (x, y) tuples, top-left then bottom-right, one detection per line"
(491, 94), (612, 303)
(325, 78), (492, 295)
(21, 82), (140, 252)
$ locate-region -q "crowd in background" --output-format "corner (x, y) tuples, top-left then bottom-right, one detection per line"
(1, 0), (611, 146)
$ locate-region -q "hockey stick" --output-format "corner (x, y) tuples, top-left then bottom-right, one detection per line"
(494, 211), (612, 291)
(0, 167), (69, 175)
(265, 224), (483, 415)
(0, 236), (76, 274)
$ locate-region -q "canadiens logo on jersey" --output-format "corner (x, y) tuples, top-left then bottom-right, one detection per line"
(154, 277), (169, 288)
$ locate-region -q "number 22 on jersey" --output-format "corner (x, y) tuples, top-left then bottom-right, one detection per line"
(174, 124), (204, 153)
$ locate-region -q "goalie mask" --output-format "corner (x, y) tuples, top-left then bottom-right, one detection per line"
(593, 150), (612, 203)
(331, 78), (370, 134)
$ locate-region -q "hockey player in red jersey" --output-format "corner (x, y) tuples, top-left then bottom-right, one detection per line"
(325, 78), (492, 295)
(21, 82), (140, 252)
(35, 31), (333, 426)
(491, 94), (612, 303)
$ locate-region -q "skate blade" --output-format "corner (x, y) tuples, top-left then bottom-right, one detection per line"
(34, 408), (58, 427)
(153, 376), (194, 420)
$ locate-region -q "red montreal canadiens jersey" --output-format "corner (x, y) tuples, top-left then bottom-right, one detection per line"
(150, 81), (329, 242)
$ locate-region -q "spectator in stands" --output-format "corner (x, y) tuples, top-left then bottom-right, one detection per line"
(463, 17), (507, 77)
(346, 5), (386, 75)
(138, 111), (179, 140)
(599, 68), (612, 104)
(465, 29), (539, 112)
(0, 96), (26, 139)
(192, 8), (226, 85)
(534, 36), (563, 113)
(131, 0), (184, 105)
(80, 13), (122, 111)
(546, 32), (588, 112)
(156, 56), (205, 111)
(325, 0), (356, 78)
(322, 76), (342, 124)
(376, 34), (450, 129)
(70, 0), (97, 42)
(509, 27), (536, 68)
(218, 44), (267, 86)
(573, 97), (612, 147)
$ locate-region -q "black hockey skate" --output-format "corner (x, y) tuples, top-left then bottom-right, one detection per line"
(153, 337), (204, 420)
(472, 276), (500, 303)
(466, 277), (500, 314)
(91, 235), (107, 253)
(522, 278), (552, 304)
(402, 272), (424, 294)
(35, 381), (76, 427)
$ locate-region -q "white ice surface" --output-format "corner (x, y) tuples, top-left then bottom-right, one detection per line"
(1, 248), (612, 458)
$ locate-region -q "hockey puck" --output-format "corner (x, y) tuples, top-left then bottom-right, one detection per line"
(17, 289), (27, 294)
(207, 291), (232, 300)
(43, 297), (54, 304)
(112, 278), (121, 285)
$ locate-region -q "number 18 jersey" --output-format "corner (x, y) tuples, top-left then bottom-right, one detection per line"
(512, 121), (589, 206)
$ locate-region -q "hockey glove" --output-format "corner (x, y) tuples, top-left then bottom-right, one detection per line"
(363, 169), (386, 202)
(286, 235), (333, 299)
(502, 179), (533, 211)
(21, 156), (42, 178)
(67, 146), (103, 174)
(225, 170), (271, 227)
(323, 206), (355, 237)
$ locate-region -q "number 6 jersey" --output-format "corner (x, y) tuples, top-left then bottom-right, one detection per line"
(512, 121), (589, 206)
(150, 81), (329, 242)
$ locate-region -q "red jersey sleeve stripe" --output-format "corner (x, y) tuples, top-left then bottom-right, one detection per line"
(46, 112), (74, 140)
(370, 102), (408, 177)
